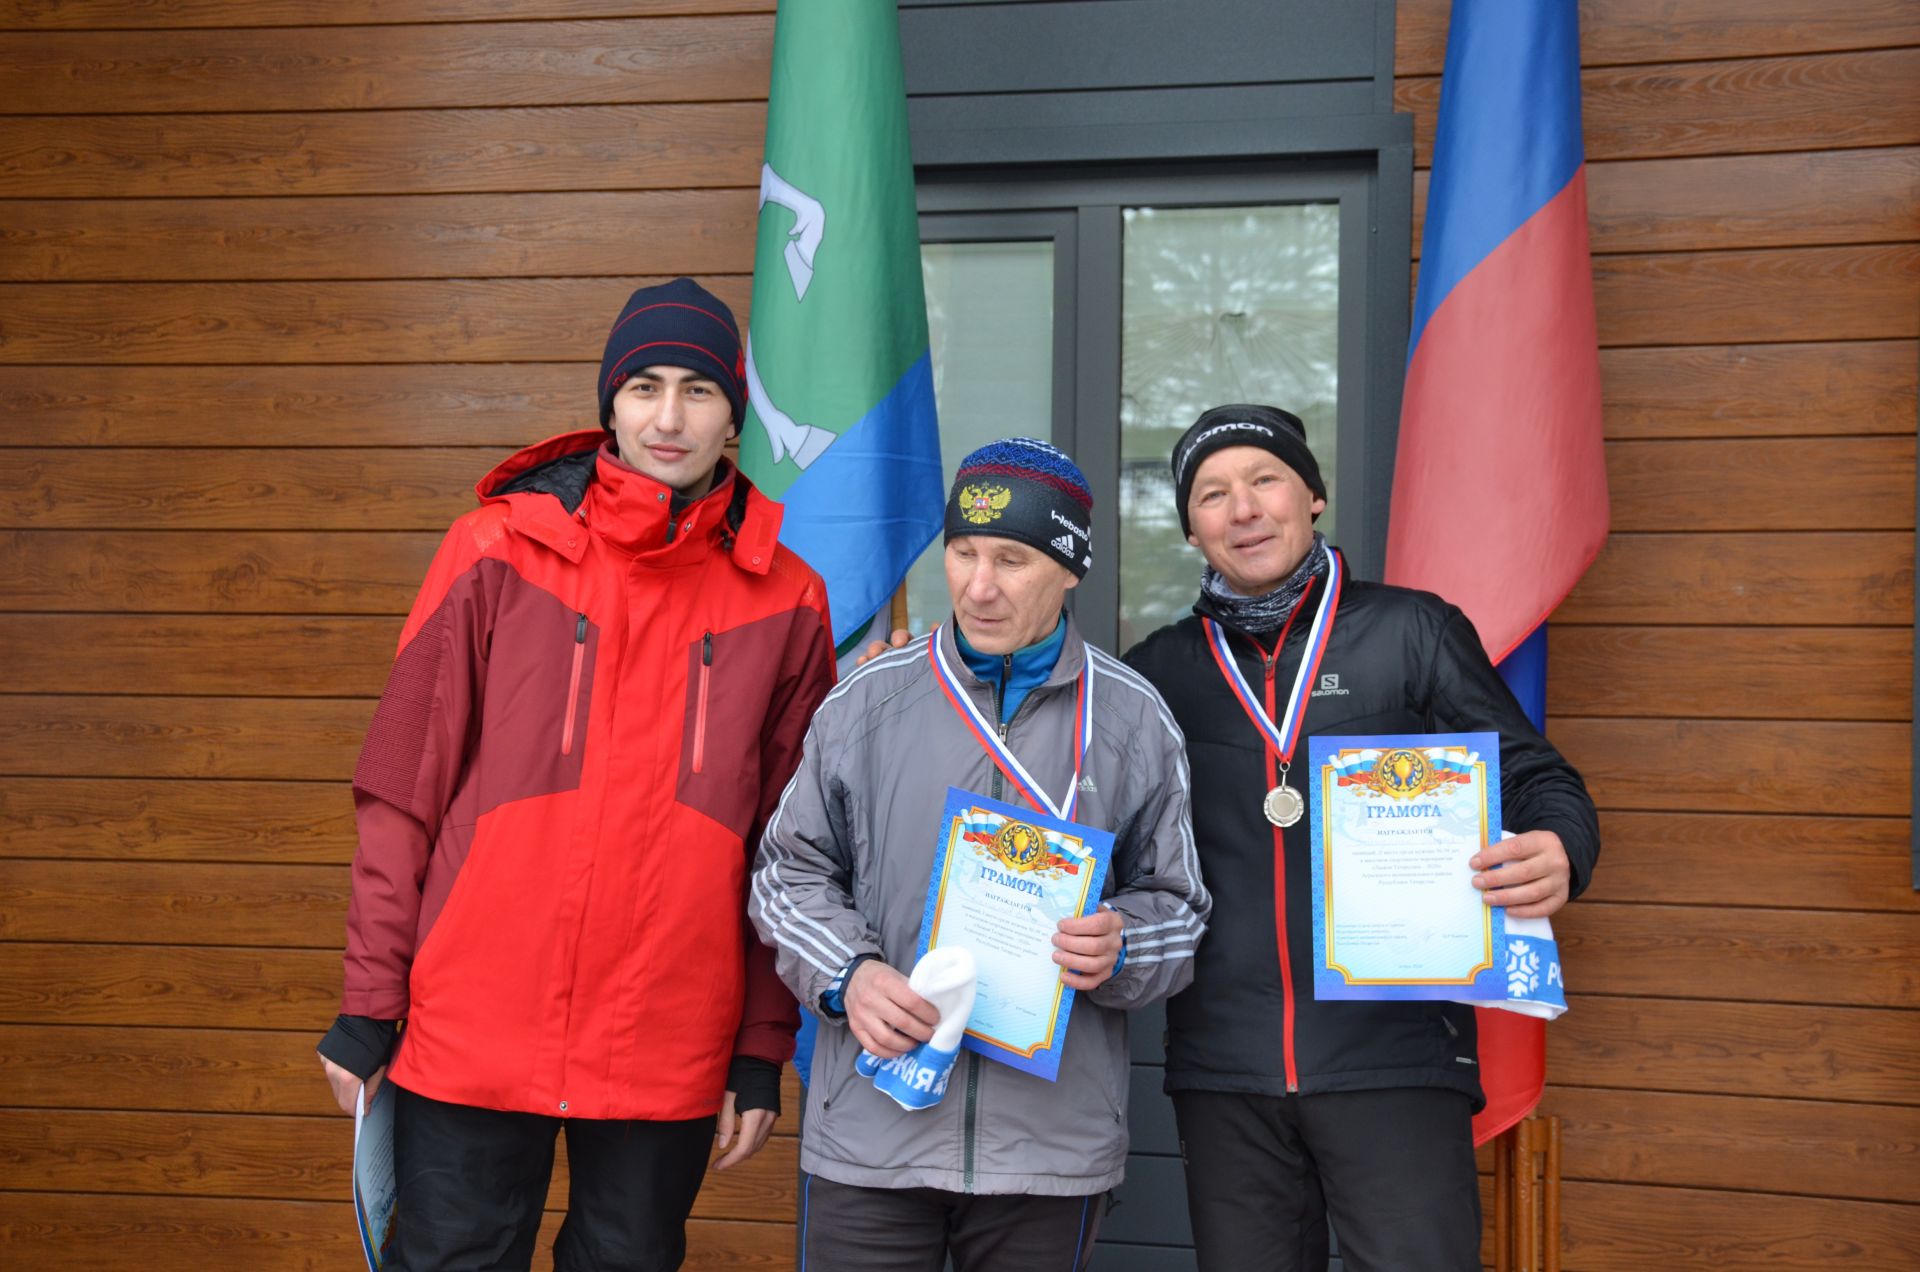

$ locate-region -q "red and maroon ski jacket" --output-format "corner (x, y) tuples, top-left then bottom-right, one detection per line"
(339, 430), (835, 1121)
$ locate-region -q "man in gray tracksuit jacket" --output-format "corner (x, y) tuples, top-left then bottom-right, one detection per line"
(751, 438), (1210, 1271)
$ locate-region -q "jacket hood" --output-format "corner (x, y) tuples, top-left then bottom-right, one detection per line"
(475, 429), (608, 511)
(472, 430), (784, 574)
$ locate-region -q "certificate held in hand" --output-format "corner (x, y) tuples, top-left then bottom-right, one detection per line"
(916, 787), (1114, 1081)
(1308, 732), (1506, 1001)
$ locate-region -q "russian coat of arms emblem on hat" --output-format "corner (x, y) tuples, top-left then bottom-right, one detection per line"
(958, 483), (1012, 525)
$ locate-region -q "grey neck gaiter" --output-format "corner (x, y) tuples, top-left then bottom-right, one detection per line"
(1199, 532), (1329, 636)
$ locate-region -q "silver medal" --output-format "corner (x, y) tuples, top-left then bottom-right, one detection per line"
(1263, 783), (1304, 828)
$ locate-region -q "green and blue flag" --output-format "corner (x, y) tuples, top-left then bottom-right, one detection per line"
(738, 0), (944, 650)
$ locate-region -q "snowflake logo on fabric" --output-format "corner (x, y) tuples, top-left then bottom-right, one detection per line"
(1506, 941), (1541, 996)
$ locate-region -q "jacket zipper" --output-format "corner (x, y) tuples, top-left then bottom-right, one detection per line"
(1262, 645), (1300, 1093)
(692, 632), (713, 774)
(560, 613), (586, 756)
(963, 653), (1014, 1195)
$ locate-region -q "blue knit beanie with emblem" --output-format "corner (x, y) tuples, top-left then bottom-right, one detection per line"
(598, 277), (748, 433)
(943, 438), (1094, 579)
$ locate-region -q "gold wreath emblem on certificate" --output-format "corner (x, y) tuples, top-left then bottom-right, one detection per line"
(993, 821), (1048, 872)
(958, 483), (1012, 525)
(1373, 748), (1433, 799)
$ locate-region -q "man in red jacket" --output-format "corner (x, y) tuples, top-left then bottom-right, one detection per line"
(316, 278), (837, 1272)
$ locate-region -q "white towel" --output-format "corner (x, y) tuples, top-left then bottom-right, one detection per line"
(853, 947), (977, 1110)
(1451, 834), (1568, 1019)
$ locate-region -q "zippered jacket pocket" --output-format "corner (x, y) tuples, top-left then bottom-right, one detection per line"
(692, 632), (712, 773)
(561, 612), (587, 756)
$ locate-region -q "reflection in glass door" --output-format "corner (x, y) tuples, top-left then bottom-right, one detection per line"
(1117, 203), (1341, 649)
(901, 238), (1057, 634)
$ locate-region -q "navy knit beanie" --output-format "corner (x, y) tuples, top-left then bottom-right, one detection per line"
(598, 278), (747, 433)
(944, 438), (1095, 578)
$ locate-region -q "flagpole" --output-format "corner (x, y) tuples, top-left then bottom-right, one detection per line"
(890, 581), (909, 634)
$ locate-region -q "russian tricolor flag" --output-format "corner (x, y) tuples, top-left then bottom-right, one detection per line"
(1385, 0), (1609, 1145)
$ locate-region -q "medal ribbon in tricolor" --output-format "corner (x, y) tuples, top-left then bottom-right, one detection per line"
(930, 628), (1094, 822)
(1202, 548), (1343, 766)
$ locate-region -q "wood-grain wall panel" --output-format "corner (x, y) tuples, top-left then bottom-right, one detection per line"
(0, 447), (506, 530)
(0, 1023), (804, 1114)
(0, 189), (759, 283)
(1540, 1087), (1920, 1203)
(0, 530), (440, 613)
(2, 446), (500, 530)
(1590, 245), (1919, 347)
(0, 1195), (790, 1272)
(1553, 718), (1911, 815)
(1599, 341), (1918, 439)
(1589, 811), (1919, 913)
(1, 943), (339, 1028)
(1554, 1178), (1920, 1271)
(0, 1108), (798, 1213)
(0, 364), (593, 448)
(1410, 244), (1920, 348)
(1396, 0), (1920, 75)
(0, 615), (397, 697)
(1559, 902), (1920, 1007)
(1550, 996), (1920, 1105)
(0, 616), (399, 697)
(1555, 532), (1914, 627)
(0, 276), (751, 364)
(0, 0), (777, 28)
(0, 17), (773, 113)
(1546, 626), (1912, 721)
(0, 1194), (367, 1272)
(1396, 48), (1920, 167)
(0, 695), (371, 781)
(0, 1024), (342, 1115)
(1413, 148), (1920, 258)
(1581, 147), (1920, 254)
(0, 861), (347, 947)
(0, 103), (767, 198)
(1604, 436), (1914, 532)
(0, 778), (355, 864)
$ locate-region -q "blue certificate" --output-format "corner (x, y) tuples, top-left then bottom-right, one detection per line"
(1308, 732), (1505, 1000)
(352, 1080), (397, 1269)
(916, 787), (1114, 1081)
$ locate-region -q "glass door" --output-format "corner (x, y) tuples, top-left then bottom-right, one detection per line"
(904, 211), (1078, 635)
(920, 165), (1374, 656)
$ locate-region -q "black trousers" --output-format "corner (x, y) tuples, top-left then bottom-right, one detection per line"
(1172, 1087), (1481, 1272)
(389, 1082), (718, 1272)
(798, 1174), (1105, 1272)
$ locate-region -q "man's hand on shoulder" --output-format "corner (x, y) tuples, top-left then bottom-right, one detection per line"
(843, 959), (938, 1059)
(1470, 830), (1571, 918)
(319, 1054), (384, 1115)
(854, 628), (913, 668)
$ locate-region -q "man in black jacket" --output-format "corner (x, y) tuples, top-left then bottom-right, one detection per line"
(1123, 404), (1600, 1272)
